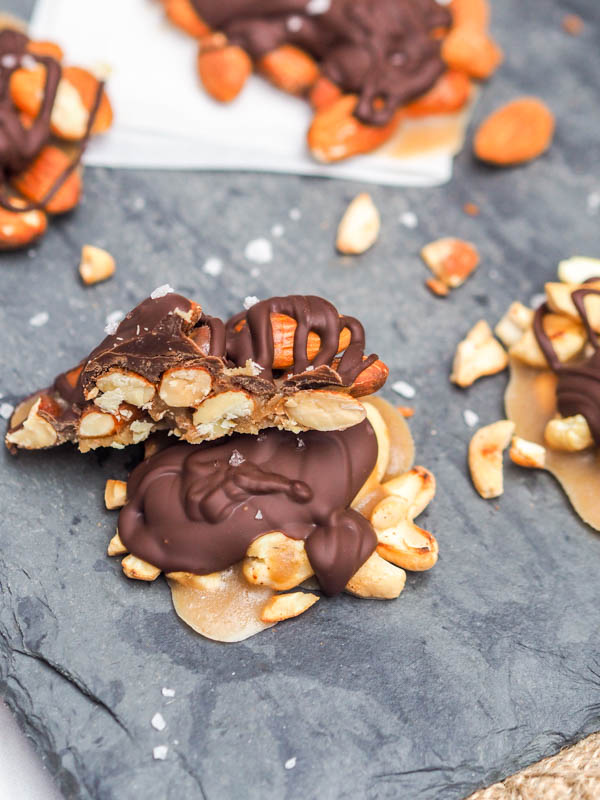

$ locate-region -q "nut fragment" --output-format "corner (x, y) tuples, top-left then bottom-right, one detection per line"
(421, 237), (480, 289)
(557, 257), (600, 285)
(11, 145), (82, 214)
(284, 391), (366, 432)
(545, 281), (600, 330)
(468, 420), (515, 499)
(375, 515), (438, 572)
(79, 245), (116, 285)
(425, 278), (450, 297)
(451, 320), (508, 387)
(79, 409), (117, 438)
(121, 554), (161, 581)
(94, 370), (156, 412)
(107, 530), (128, 556)
(509, 314), (586, 368)
(192, 390), (254, 432)
(5, 397), (58, 449)
(243, 532), (314, 591)
(381, 466), (436, 520)
(509, 436), (546, 469)
(336, 193), (381, 255)
(158, 366), (212, 408)
(258, 44), (319, 95)
(260, 592), (319, 624)
(0, 201), (47, 251)
(473, 97), (555, 166)
(198, 36), (252, 102)
(442, 26), (503, 80)
(104, 479), (127, 510)
(544, 415), (594, 453)
(345, 552), (406, 599)
(494, 301), (534, 348)
(164, 0), (210, 37)
(166, 571), (224, 591)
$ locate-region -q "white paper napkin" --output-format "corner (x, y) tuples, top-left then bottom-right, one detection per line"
(30, 0), (467, 186)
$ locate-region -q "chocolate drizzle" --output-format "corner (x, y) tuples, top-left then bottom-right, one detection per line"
(226, 295), (377, 383)
(0, 29), (105, 212)
(534, 287), (600, 446)
(191, 0), (450, 125)
(118, 420), (378, 595)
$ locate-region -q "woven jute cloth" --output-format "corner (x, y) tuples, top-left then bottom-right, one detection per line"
(466, 732), (600, 800)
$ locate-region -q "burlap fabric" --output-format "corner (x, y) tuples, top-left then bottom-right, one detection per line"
(467, 733), (600, 800)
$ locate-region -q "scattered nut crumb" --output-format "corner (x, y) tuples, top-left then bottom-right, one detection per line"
(451, 320), (508, 387)
(463, 202), (480, 216)
(392, 380), (416, 399)
(425, 277), (450, 297)
(151, 712), (166, 731)
(285, 757), (297, 770)
(153, 746), (168, 761)
(79, 245), (116, 285)
(562, 14), (584, 35)
(336, 193), (380, 255)
(244, 238), (273, 264)
(29, 311), (49, 327)
(421, 237), (480, 289)
(509, 436), (546, 469)
(397, 406), (414, 418)
(203, 257), (223, 276)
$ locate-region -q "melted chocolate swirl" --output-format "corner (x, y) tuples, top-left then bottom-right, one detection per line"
(191, 0), (450, 125)
(534, 287), (600, 446)
(118, 421), (379, 595)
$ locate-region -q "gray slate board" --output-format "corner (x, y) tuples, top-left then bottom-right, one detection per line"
(1, 0), (600, 798)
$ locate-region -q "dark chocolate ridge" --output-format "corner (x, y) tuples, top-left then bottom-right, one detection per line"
(225, 295), (378, 384)
(190, 0), (450, 125)
(0, 29), (105, 213)
(533, 287), (600, 446)
(118, 420), (379, 596)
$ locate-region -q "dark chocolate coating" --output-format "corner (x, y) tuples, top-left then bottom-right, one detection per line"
(0, 30), (60, 180)
(226, 294), (377, 383)
(118, 420), (379, 596)
(191, 0), (450, 125)
(534, 288), (600, 446)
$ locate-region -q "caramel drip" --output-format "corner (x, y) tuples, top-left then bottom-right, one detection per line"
(118, 421), (379, 596)
(0, 29), (105, 213)
(191, 0), (449, 125)
(225, 295), (377, 382)
(533, 287), (600, 445)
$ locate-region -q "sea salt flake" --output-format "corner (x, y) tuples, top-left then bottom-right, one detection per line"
(285, 757), (297, 770)
(245, 238), (273, 264)
(151, 712), (166, 731)
(229, 449), (245, 467)
(244, 295), (260, 310)
(271, 224), (285, 238)
(400, 211), (418, 229)
(0, 402), (14, 420)
(307, 0), (330, 13)
(104, 310), (125, 334)
(151, 284), (174, 299)
(463, 409), (479, 428)
(392, 380), (416, 399)
(162, 688), (175, 698)
(20, 54), (37, 71)
(153, 746), (168, 761)
(29, 311), (49, 327)
(255, 510), (263, 520)
(296, 438), (305, 449)
(1, 54), (17, 69)
(287, 15), (303, 31)
(529, 293), (547, 309)
(289, 208), (302, 220)
(587, 191), (600, 213)
(203, 257), (223, 276)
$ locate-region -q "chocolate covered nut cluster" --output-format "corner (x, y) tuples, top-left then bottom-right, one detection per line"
(0, 25), (112, 250)
(5, 292), (389, 453)
(105, 396), (439, 642)
(453, 257), (600, 531)
(161, 0), (501, 162)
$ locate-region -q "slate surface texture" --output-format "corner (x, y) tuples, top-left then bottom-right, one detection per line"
(1, 1), (600, 798)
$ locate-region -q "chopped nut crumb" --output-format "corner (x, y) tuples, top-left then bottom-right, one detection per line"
(397, 406), (414, 418)
(463, 202), (480, 216)
(562, 14), (584, 35)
